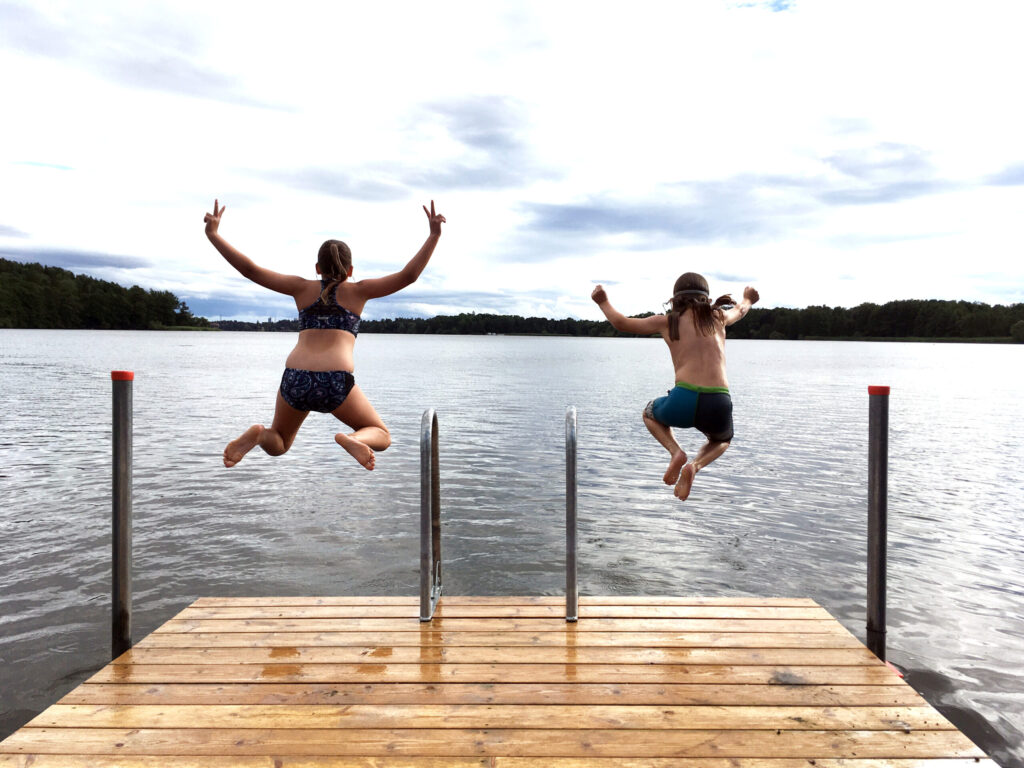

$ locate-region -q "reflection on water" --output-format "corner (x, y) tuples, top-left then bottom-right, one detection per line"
(1, 330), (1023, 764)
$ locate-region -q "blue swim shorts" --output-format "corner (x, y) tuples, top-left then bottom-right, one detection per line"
(644, 381), (734, 442)
(279, 368), (355, 413)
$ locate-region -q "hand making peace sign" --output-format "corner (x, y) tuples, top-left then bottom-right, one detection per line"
(204, 199), (225, 237)
(423, 200), (446, 236)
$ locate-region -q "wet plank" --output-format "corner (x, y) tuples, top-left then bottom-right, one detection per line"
(192, 595), (821, 607)
(30, 703), (954, 731)
(178, 605), (833, 620)
(157, 618), (843, 633)
(0, 758), (999, 768)
(61, 682), (920, 706)
(113, 646), (882, 666)
(85, 662), (903, 685)
(136, 629), (865, 649)
(0, 727), (986, 758)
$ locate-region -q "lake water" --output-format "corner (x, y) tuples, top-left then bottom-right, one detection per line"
(1, 329), (1023, 764)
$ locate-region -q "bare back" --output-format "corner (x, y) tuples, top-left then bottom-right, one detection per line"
(660, 309), (729, 388)
(285, 279), (370, 373)
(206, 197), (444, 384)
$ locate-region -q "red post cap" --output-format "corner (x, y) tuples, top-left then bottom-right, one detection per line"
(885, 660), (905, 678)
(111, 371), (135, 381)
(868, 385), (890, 396)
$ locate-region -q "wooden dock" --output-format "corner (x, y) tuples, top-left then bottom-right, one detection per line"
(0, 596), (993, 766)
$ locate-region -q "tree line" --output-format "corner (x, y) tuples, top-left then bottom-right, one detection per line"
(215, 302), (1024, 342)
(0, 259), (208, 330)
(726, 299), (1024, 341)
(4, 258), (1022, 340)
(211, 314), (627, 335)
(366, 313), (627, 336)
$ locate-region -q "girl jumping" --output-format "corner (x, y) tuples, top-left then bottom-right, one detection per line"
(204, 199), (446, 470)
(591, 273), (758, 501)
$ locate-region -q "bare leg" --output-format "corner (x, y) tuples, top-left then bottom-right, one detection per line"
(331, 384), (391, 471)
(675, 440), (730, 501)
(223, 393), (308, 467)
(644, 413), (687, 485)
(260, 393), (309, 455)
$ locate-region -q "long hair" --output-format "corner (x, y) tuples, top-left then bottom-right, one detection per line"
(666, 272), (733, 340)
(316, 240), (353, 303)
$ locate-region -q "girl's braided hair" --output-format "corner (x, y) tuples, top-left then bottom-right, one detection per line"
(316, 240), (353, 303)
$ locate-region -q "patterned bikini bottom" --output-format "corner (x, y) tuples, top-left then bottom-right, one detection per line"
(279, 368), (355, 413)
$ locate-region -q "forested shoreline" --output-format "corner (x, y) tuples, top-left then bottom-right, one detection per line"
(217, 302), (1024, 342)
(1, 259), (209, 330)
(3, 258), (1022, 340)
(727, 300), (1024, 342)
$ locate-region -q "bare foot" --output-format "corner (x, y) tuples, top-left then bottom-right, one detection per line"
(224, 425), (264, 468)
(674, 463), (697, 501)
(335, 432), (375, 470)
(663, 450), (687, 485)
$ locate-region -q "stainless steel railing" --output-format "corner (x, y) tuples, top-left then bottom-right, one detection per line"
(419, 408), (443, 621)
(418, 406), (581, 623)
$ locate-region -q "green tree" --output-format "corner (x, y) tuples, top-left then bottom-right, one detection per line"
(0, 258), (212, 329)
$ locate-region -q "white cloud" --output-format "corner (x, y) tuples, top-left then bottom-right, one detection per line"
(1, 0), (1022, 319)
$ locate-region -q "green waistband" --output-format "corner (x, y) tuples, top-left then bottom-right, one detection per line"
(676, 380), (730, 394)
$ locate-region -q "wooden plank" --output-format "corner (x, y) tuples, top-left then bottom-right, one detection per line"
(85, 663), (903, 685)
(0, 757), (998, 768)
(190, 596), (821, 607)
(31, 703), (956, 731)
(61, 682), (920, 707)
(113, 646), (882, 666)
(0, 728), (987, 758)
(0, 758), (490, 767)
(0, 759), (999, 768)
(156, 618), (842, 634)
(193, 596), (423, 607)
(495, 761), (999, 768)
(582, 596), (820, 606)
(135, 630), (866, 649)
(177, 605), (834, 620)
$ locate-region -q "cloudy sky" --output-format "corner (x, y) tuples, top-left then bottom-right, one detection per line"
(2, 0), (1023, 321)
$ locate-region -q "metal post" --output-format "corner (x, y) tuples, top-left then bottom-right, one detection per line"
(867, 385), (889, 661)
(420, 409), (442, 621)
(566, 406), (578, 622)
(111, 370), (134, 658)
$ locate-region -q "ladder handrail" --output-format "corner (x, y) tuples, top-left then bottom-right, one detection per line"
(566, 406), (579, 622)
(419, 408), (442, 621)
(418, 406), (580, 623)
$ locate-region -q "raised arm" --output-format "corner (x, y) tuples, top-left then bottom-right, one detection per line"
(722, 286), (759, 326)
(591, 284), (667, 336)
(355, 201), (446, 300)
(204, 200), (306, 296)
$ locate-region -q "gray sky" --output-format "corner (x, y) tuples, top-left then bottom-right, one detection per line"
(2, 0), (1023, 321)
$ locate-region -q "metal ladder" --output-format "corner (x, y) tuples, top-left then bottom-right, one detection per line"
(419, 406), (579, 622)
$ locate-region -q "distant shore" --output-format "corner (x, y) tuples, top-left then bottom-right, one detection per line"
(3, 258), (1023, 342)
(4, 327), (1014, 344)
(799, 335), (1016, 344)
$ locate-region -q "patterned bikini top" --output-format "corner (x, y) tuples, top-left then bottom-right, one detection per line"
(297, 280), (361, 335)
